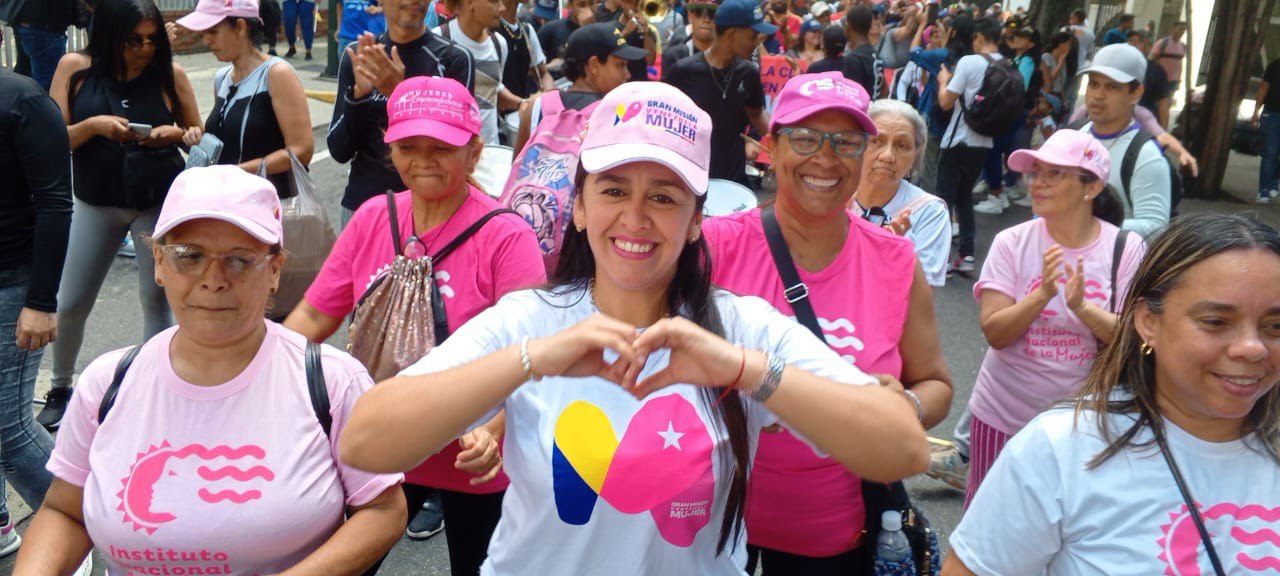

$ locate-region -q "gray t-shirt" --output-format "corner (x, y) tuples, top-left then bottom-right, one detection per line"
(1041, 52), (1066, 94)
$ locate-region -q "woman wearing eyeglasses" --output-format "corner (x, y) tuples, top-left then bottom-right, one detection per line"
(42, 0), (202, 432)
(701, 72), (952, 575)
(176, 0), (314, 198)
(14, 166), (406, 575)
(959, 129), (1145, 508)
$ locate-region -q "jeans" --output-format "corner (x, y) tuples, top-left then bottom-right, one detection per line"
(936, 145), (989, 258)
(0, 267), (57, 519)
(14, 24), (67, 92)
(982, 110), (1030, 190)
(51, 200), (172, 390)
(1260, 111), (1280, 196)
(283, 0), (316, 50)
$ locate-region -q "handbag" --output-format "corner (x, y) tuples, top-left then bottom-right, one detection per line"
(258, 151), (337, 319)
(346, 190), (515, 381)
(760, 208), (941, 576)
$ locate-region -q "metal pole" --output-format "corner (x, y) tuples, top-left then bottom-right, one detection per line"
(323, 0), (339, 77)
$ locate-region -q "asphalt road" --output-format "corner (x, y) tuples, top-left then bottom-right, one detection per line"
(3, 124), (1275, 574)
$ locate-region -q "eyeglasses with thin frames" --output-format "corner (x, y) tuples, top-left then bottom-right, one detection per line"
(158, 244), (277, 280)
(1024, 167), (1088, 187)
(777, 127), (869, 159)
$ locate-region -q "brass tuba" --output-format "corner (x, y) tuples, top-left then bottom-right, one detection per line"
(643, 0), (668, 22)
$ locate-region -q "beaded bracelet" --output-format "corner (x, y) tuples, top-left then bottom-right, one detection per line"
(749, 353), (785, 403)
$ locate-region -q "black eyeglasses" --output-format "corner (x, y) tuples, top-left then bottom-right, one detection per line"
(688, 7), (716, 18)
(778, 127), (869, 159)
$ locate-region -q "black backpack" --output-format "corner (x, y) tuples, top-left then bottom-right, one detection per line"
(99, 342), (333, 436)
(958, 54), (1025, 138)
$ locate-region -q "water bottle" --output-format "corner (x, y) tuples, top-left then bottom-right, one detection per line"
(876, 510), (913, 564)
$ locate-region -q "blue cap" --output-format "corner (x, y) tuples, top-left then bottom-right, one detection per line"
(801, 18), (822, 34)
(715, 0), (779, 35)
(533, 0), (558, 21)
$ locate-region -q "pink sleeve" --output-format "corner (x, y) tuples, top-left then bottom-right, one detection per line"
(325, 357), (403, 507)
(1113, 232), (1147, 311)
(974, 231), (1019, 301)
(45, 350), (129, 487)
(489, 217), (548, 299)
(1133, 106), (1165, 136)
(304, 212), (364, 318)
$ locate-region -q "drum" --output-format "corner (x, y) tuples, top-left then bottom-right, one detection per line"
(703, 178), (759, 217)
(475, 145), (514, 197)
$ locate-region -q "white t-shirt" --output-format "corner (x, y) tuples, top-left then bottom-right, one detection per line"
(46, 322), (403, 576)
(399, 287), (875, 575)
(437, 20), (509, 145)
(942, 52), (1003, 150)
(952, 406), (1280, 576)
(1083, 120), (1172, 239)
(853, 180), (952, 287)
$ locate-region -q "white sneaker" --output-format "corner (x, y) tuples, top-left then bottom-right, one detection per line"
(0, 517), (20, 557)
(1013, 194), (1034, 207)
(73, 554), (93, 576)
(971, 180), (991, 198)
(974, 196), (1007, 214)
(1259, 191), (1271, 205)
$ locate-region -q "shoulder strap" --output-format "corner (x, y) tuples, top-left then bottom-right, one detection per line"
(431, 208), (519, 264)
(491, 32), (504, 63)
(1153, 428), (1228, 576)
(385, 190), (405, 256)
(1120, 129), (1155, 205)
(98, 346), (142, 424)
(306, 341), (332, 437)
(440, 21), (452, 41)
(428, 208), (520, 342)
(1109, 231), (1129, 314)
(540, 89), (565, 116)
(760, 208), (823, 340)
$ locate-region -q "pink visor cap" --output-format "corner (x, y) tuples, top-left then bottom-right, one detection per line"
(153, 165), (283, 247)
(384, 76), (481, 146)
(177, 0), (260, 31)
(769, 72), (878, 136)
(580, 82), (713, 194)
(1008, 129), (1111, 182)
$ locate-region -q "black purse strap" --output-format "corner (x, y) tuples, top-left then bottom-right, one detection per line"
(760, 208), (822, 340)
(426, 208), (519, 343)
(1153, 426), (1227, 576)
(1109, 230), (1129, 314)
(385, 190), (405, 257)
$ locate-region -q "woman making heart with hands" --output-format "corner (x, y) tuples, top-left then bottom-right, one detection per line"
(340, 82), (929, 576)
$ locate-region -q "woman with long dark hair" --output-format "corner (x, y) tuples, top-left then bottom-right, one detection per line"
(945, 212), (1280, 575)
(339, 81), (929, 574)
(42, 0), (201, 430)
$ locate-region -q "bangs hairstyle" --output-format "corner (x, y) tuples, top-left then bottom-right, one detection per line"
(1073, 213), (1280, 468)
(70, 0), (183, 121)
(548, 166), (751, 556)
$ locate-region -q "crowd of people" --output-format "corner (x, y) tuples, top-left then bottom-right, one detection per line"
(1, 0), (1278, 575)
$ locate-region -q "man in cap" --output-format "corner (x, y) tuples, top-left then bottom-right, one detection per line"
(809, 1), (832, 26)
(596, 0), (661, 81)
(1078, 43), (1171, 237)
(661, 0), (717, 76)
(665, 0), (774, 186)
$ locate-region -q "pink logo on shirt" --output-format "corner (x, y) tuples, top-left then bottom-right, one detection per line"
(118, 442), (275, 534)
(1157, 502), (1280, 574)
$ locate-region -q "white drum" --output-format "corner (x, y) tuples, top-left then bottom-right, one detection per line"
(703, 178), (758, 217)
(475, 145), (514, 198)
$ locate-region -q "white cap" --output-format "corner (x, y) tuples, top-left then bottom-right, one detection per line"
(1079, 44), (1147, 84)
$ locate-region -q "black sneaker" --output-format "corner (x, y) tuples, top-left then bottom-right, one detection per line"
(304, 51), (313, 61)
(405, 501), (444, 540)
(285, 46), (297, 58)
(37, 387), (73, 430)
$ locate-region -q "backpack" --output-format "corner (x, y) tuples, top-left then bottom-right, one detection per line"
(499, 91), (599, 273)
(957, 54), (1025, 138)
(1066, 121), (1183, 217)
(99, 342), (333, 436)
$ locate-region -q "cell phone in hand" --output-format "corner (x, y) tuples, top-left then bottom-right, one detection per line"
(128, 123), (153, 138)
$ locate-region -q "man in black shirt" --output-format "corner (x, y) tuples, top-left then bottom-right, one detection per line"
(665, 0), (772, 186)
(538, 0), (596, 69)
(1128, 30), (1171, 128)
(841, 5), (883, 98)
(660, 0), (716, 78)
(327, 0), (474, 224)
(596, 0), (659, 80)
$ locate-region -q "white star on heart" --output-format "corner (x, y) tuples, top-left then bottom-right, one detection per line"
(657, 422), (685, 451)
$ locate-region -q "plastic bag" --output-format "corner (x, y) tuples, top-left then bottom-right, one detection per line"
(262, 151), (337, 319)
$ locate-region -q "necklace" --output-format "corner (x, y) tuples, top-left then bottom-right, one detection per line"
(405, 193), (466, 259)
(708, 60), (736, 100)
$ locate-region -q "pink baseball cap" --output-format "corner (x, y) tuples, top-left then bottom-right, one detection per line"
(384, 76), (482, 146)
(176, 0), (260, 31)
(770, 72), (878, 135)
(1008, 129), (1111, 182)
(153, 165), (283, 247)
(580, 82), (712, 195)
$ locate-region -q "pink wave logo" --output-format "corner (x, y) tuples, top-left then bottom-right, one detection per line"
(1158, 502), (1280, 575)
(117, 442), (275, 534)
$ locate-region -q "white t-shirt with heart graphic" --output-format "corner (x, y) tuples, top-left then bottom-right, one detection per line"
(952, 405), (1280, 576)
(399, 287), (875, 575)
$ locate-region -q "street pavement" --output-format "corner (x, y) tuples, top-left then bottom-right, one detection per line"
(3, 37), (1277, 574)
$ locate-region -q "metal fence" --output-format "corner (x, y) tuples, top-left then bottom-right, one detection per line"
(0, 25), (88, 71)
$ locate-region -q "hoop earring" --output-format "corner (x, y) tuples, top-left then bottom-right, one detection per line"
(1140, 341), (1153, 356)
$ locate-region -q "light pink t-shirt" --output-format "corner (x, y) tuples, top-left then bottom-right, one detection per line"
(46, 322), (403, 576)
(970, 218), (1145, 436)
(703, 209), (917, 556)
(305, 186), (546, 491)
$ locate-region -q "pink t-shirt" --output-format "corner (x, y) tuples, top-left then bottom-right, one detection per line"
(703, 208), (917, 556)
(46, 322), (403, 576)
(305, 186), (546, 491)
(970, 218), (1146, 436)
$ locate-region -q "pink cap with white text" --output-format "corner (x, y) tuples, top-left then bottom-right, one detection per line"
(384, 76), (482, 146)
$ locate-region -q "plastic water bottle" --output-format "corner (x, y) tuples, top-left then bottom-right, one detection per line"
(876, 510), (913, 564)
